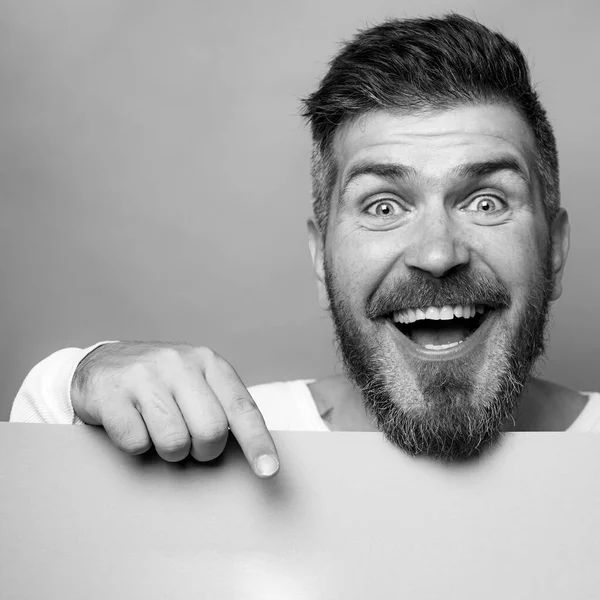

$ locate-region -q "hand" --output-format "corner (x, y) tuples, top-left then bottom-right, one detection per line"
(70, 342), (279, 478)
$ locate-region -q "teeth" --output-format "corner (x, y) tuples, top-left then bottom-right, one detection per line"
(425, 307), (441, 320)
(439, 306), (454, 320)
(424, 341), (463, 350)
(392, 304), (483, 324)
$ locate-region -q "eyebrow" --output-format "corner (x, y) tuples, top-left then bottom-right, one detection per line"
(339, 156), (532, 205)
(340, 162), (418, 202)
(453, 157), (532, 191)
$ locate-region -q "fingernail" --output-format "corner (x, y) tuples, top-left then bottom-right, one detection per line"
(255, 454), (279, 478)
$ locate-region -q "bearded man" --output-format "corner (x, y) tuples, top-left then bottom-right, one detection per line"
(10, 14), (600, 477)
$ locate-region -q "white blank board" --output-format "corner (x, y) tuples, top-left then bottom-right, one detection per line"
(1, 423), (600, 599)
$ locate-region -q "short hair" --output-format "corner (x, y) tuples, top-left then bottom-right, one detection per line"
(301, 14), (560, 235)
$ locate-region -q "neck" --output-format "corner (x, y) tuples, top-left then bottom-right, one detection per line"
(504, 378), (588, 431)
(308, 375), (378, 432)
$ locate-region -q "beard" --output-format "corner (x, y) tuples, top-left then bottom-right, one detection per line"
(324, 255), (554, 461)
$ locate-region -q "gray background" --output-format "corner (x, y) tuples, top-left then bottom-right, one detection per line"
(0, 0), (598, 420)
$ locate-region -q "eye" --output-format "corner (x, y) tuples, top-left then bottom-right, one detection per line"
(463, 195), (506, 214)
(365, 198), (404, 219)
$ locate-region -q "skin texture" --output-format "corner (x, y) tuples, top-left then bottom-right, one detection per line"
(307, 104), (573, 449)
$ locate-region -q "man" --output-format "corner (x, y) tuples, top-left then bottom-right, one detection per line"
(10, 14), (600, 479)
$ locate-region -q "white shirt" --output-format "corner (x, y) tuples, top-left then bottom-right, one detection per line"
(9, 343), (600, 432)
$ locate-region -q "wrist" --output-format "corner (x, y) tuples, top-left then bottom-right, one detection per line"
(68, 341), (119, 423)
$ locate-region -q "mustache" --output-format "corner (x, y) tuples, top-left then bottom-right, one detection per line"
(366, 269), (511, 318)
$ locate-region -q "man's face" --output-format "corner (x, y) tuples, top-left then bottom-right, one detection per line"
(308, 104), (569, 459)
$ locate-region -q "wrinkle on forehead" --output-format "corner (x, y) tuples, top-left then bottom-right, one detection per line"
(334, 104), (537, 174)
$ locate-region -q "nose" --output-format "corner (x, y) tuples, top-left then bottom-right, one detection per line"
(403, 209), (470, 278)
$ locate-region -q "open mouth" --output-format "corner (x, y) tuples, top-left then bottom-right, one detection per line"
(390, 304), (493, 351)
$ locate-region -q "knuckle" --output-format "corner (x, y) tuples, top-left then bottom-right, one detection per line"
(156, 430), (191, 455)
(119, 435), (151, 455)
(154, 346), (185, 367)
(126, 361), (157, 384)
(228, 394), (258, 418)
(150, 345), (206, 377)
(143, 390), (173, 418)
(101, 411), (150, 454)
(101, 408), (129, 434)
(193, 347), (238, 379)
(194, 346), (218, 365)
(189, 420), (229, 445)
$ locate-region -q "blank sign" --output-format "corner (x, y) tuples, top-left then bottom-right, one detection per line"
(1, 423), (600, 599)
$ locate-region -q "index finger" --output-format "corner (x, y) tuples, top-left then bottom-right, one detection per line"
(204, 355), (279, 479)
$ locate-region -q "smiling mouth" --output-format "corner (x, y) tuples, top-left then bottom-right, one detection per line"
(390, 304), (493, 351)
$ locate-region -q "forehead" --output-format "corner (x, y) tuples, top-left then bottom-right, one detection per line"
(332, 104), (537, 187)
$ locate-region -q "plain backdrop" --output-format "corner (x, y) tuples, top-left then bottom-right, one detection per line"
(0, 0), (598, 420)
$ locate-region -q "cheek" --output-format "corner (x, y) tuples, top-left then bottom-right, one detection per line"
(473, 226), (547, 293)
(328, 230), (399, 306)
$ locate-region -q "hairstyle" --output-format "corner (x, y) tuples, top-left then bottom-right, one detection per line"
(301, 14), (560, 235)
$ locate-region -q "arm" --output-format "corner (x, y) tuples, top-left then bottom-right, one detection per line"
(10, 342), (117, 424)
(13, 340), (280, 478)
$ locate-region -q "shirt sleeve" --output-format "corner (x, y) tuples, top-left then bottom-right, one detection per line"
(9, 341), (119, 425)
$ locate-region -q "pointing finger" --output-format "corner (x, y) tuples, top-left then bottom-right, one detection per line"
(204, 354), (279, 478)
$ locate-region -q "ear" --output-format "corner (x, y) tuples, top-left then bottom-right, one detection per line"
(307, 218), (330, 311)
(549, 208), (570, 301)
